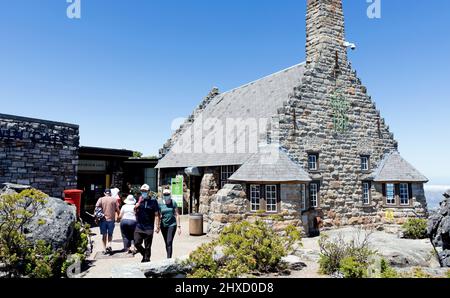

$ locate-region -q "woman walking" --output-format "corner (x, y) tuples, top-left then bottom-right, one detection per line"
(158, 188), (181, 259)
(119, 195), (137, 254)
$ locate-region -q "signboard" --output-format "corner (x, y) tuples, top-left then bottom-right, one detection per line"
(171, 175), (184, 212)
(78, 160), (107, 172)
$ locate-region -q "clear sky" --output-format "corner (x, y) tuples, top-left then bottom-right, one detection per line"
(0, 0), (449, 185)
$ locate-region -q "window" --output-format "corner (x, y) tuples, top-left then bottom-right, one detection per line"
(300, 184), (307, 211)
(250, 185), (261, 212)
(362, 182), (371, 205)
(220, 165), (238, 188)
(266, 185), (278, 212)
(399, 183), (410, 205)
(386, 184), (395, 205)
(361, 156), (370, 171)
(308, 154), (318, 171)
(310, 183), (319, 208)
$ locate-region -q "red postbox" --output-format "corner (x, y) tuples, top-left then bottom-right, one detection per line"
(64, 189), (83, 217)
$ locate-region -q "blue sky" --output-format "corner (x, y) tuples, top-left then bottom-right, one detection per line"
(0, 0), (449, 185)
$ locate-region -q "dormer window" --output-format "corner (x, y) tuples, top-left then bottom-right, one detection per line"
(308, 154), (319, 171)
(361, 156), (370, 171)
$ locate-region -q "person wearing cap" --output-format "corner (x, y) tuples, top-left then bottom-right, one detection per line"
(134, 184), (161, 263)
(119, 195), (137, 254)
(95, 189), (120, 255)
(158, 187), (181, 259)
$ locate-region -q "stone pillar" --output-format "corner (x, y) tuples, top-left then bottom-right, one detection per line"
(198, 167), (219, 216)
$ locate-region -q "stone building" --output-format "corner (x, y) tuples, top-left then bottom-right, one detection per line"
(0, 113), (79, 197)
(156, 0), (428, 234)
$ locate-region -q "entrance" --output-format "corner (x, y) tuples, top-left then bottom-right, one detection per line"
(77, 173), (107, 216)
(188, 175), (202, 214)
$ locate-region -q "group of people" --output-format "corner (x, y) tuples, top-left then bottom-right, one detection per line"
(94, 184), (181, 263)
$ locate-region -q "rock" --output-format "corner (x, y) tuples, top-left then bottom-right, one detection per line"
(1, 183), (77, 251)
(213, 246), (226, 263)
(323, 227), (441, 269)
(140, 256), (191, 278)
(427, 191), (450, 266)
(281, 255), (306, 271)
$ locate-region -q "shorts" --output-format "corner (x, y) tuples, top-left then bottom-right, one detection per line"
(99, 220), (115, 236)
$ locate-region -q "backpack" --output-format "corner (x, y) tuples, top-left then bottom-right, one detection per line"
(94, 206), (105, 223)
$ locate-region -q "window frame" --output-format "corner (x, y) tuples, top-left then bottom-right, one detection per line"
(249, 184), (261, 212)
(399, 183), (410, 206)
(220, 165), (239, 188)
(362, 182), (371, 205)
(308, 154), (319, 171)
(300, 184), (307, 211)
(265, 185), (278, 213)
(385, 183), (396, 205)
(309, 182), (319, 208)
(360, 156), (370, 171)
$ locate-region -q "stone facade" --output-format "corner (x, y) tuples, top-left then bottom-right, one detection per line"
(207, 183), (302, 234)
(271, 0), (427, 226)
(0, 114), (79, 197)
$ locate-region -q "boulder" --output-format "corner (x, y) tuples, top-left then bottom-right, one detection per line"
(281, 255), (307, 271)
(427, 190), (450, 266)
(140, 256), (191, 278)
(1, 183), (77, 251)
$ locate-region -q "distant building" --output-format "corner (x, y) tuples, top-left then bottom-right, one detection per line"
(156, 0), (428, 235)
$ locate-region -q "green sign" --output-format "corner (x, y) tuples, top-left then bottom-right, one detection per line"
(330, 89), (351, 133)
(171, 175), (184, 207)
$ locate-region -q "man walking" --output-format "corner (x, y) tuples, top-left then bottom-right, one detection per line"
(95, 189), (120, 255)
(134, 184), (160, 263)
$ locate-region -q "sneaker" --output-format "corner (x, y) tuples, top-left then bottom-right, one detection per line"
(106, 247), (113, 254)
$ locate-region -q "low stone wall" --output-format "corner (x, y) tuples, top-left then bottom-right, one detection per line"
(0, 114), (79, 197)
(207, 184), (301, 234)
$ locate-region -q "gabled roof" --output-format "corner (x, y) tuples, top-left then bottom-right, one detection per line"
(373, 151), (428, 183)
(156, 63), (306, 169)
(228, 146), (311, 183)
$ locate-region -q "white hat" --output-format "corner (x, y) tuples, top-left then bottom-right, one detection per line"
(140, 184), (150, 191)
(124, 195), (136, 205)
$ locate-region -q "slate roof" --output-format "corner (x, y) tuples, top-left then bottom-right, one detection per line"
(373, 151), (428, 183)
(228, 146), (311, 183)
(156, 63), (306, 169)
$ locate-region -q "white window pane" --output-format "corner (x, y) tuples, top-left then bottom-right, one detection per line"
(386, 184), (395, 205)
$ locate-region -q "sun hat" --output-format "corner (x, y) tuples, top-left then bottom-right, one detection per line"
(140, 184), (150, 191)
(124, 195), (136, 205)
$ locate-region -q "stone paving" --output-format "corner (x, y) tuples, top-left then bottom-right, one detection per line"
(81, 216), (212, 278)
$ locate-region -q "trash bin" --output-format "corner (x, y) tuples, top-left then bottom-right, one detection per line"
(64, 189), (83, 217)
(189, 213), (204, 236)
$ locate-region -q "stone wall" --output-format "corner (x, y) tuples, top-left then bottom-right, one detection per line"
(207, 183), (303, 235)
(0, 114), (79, 197)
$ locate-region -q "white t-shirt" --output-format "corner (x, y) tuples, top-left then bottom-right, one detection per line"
(121, 204), (136, 221)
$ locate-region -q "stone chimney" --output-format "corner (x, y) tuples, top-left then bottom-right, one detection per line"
(306, 0), (347, 64)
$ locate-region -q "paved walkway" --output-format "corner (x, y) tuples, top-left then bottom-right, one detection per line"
(81, 216), (212, 278)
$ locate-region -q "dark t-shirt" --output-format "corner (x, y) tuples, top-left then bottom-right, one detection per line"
(135, 198), (160, 231)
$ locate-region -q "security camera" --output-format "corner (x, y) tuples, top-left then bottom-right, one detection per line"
(343, 41), (357, 50)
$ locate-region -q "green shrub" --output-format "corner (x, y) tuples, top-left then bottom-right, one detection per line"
(339, 257), (368, 278)
(402, 218), (428, 239)
(0, 189), (91, 278)
(379, 258), (399, 278)
(186, 220), (302, 278)
(318, 230), (376, 277)
(446, 270), (450, 278)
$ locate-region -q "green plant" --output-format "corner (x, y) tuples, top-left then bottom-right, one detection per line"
(339, 256), (368, 278)
(446, 270), (450, 278)
(24, 240), (62, 278)
(0, 189), (49, 277)
(379, 258), (399, 278)
(402, 218), (428, 239)
(186, 220), (302, 278)
(318, 229), (376, 277)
